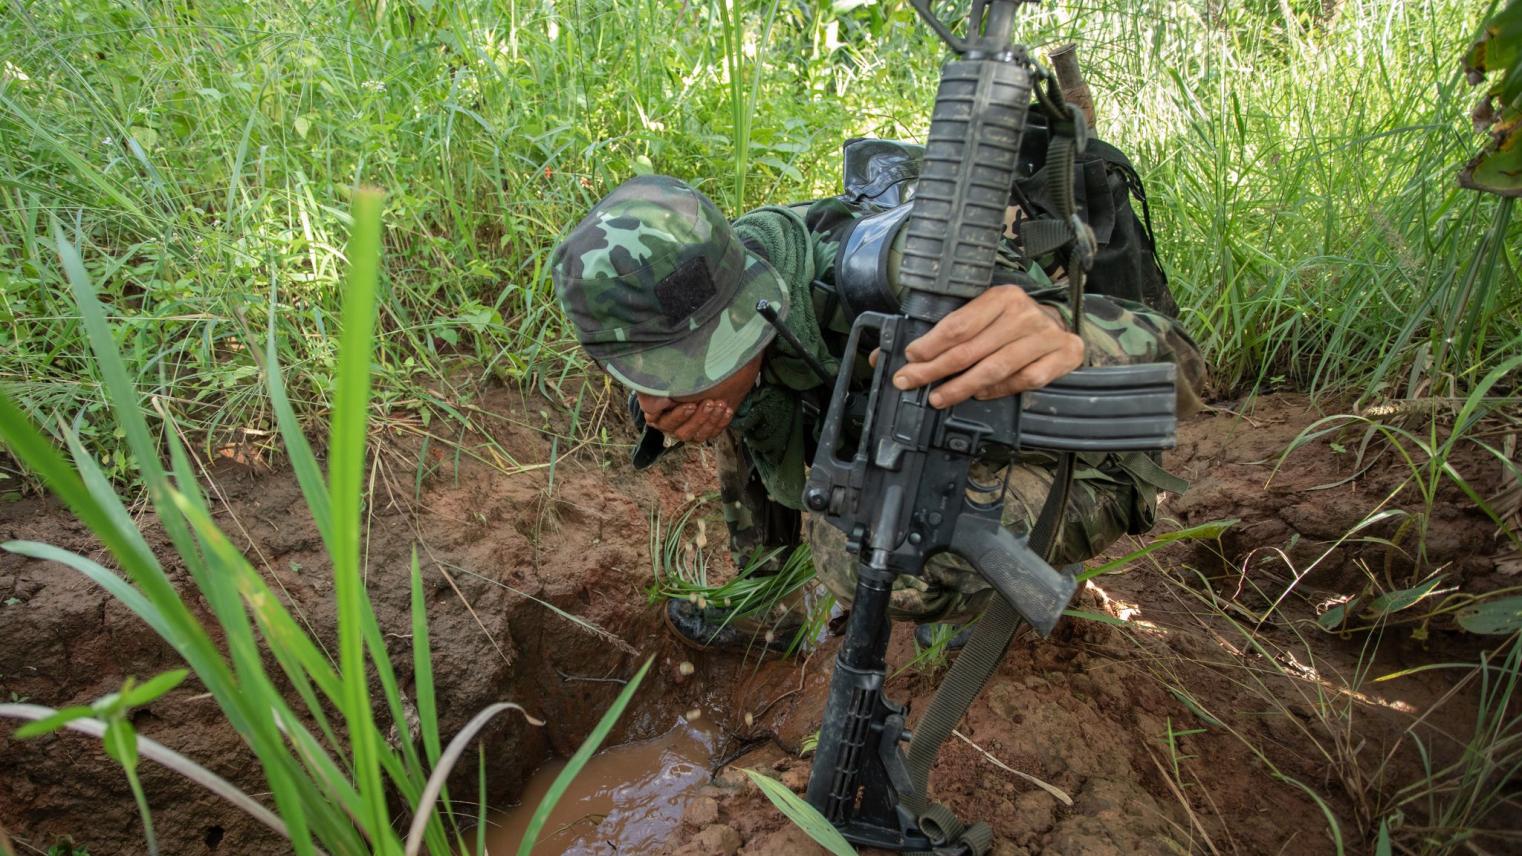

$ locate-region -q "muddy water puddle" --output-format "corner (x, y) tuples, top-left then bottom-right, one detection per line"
(484, 712), (720, 854)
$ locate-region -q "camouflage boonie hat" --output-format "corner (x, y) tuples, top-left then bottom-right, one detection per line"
(551, 175), (790, 397)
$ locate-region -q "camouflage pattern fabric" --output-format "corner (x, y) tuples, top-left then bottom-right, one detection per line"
(806, 460), (1134, 624)
(550, 175), (790, 397)
(710, 205), (1206, 624)
(725, 205), (838, 510)
(552, 177), (1206, 625)
(1043, 291), (1208, 417)
(714, 430), (801, 575)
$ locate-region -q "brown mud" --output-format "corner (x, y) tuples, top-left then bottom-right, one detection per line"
(486, 711), (719, 854)
(0, 390), (1513, 855)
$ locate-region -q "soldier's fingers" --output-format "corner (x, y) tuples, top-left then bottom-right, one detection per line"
(970, 337), (1084, 401)
(672, 400), (731, 442)
(904, 287), (1028, 363)
(687, 401), (732, 442)
(649, 402), (700, 433)
(927, 336), (1059, 408)
(697, 403), (736, 442)
(667, 401), (713, 441)
(893, 321), (1018, 390)
(1006, 348), (1082, 393)
(895, 300), (1057, 390)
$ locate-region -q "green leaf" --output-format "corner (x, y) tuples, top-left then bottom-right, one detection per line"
(13, 705), (94, 739)
(1078, 519), (1238, 581)
(1459, 132), (1522, 197)
(411, 549), (441, 766)
(517, 657), (652, 856)
(120, 669), (189, 709)
(294, 116), (311, 139)
(1317, 598), (1359, 631)
(1459, 0), (1522, 196)
(103, 718), (139, 770)
(742, 769), (857, 855)
(128, 126), (158, 151)
(1456, 595), (1522, 635)
(327, 188), (391, 846)
(757, 154), (804, 182)
(1367, 577), (1444, 616)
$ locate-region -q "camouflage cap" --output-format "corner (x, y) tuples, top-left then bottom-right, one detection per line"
(551, 175), (789, 397)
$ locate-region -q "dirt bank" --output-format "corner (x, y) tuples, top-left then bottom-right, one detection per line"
(0, 391), (1512, 855)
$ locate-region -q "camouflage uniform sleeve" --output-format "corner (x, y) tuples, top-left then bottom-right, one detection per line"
(1043, 293), (1207, 417)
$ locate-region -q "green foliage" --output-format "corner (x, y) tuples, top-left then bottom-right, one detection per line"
(0, 0), (913, 482)
(648, 494), (818, 624)
(1074, 518), (1239, 583)
(2, 0), (1512, 485)
(742, 769), (858, 856)
(1456, 594), (1522, 633)
(1280, 356), (1522, 633)
(13, 671), (188, 856)
(1459, 0), (1521, 195)
(901, 620), (963, 675)
(0, 193), (645, 854)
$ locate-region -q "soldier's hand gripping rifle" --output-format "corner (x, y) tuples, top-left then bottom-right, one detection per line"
(802, 2), (1180, 852)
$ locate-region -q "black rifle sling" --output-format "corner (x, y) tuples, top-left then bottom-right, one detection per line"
(901, 86), (1090, 856)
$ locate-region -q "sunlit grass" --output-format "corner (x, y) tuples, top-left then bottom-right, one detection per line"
(2, 0), (1511, 488)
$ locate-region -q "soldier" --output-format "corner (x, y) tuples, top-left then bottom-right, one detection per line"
(551, 174), (1205, 653)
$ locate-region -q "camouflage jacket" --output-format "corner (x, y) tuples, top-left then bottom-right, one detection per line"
(721, 197), (1207, 530)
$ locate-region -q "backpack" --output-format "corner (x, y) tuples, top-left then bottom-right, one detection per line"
(826, 112), (1179, 319)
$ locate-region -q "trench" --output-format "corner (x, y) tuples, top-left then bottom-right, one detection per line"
(5, 392), (1512, 855)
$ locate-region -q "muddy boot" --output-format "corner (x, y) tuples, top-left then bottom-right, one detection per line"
(914, 622), (975, 651)
(663, 598), (807, 657)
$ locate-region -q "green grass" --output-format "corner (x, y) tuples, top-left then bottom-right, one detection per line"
(647, 493), (827, 652)
(1, 0), (1520, 853)
(0, 190), (650, 855)
(2, 0), (1511, 488)
(1115, 549), (1522, 854)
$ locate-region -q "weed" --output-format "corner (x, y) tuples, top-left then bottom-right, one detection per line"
(1113, 535), (1522, 854)
(0, 192), (647, 854)
(2, 0), (1514, 486)
(648, 494), (818, 623)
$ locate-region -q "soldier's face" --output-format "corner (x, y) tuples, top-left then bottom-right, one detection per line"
(634, 352), (763, 442)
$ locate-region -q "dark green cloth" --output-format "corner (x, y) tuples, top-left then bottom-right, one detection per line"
(727, 205), (838, 510)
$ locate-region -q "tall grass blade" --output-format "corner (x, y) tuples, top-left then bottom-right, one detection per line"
(326, 186), (391, 849)
(403, 701), (543, 856)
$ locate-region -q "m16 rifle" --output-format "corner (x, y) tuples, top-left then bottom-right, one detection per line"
(802, 2), (1181, 852)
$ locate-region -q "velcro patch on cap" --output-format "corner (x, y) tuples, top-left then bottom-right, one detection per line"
(655, 256), (717, 321)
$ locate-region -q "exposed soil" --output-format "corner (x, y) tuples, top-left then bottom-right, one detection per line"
(1, 390), (1514, 855)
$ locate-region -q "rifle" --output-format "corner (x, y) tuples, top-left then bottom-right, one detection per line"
(801, 2), (1180, 852)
